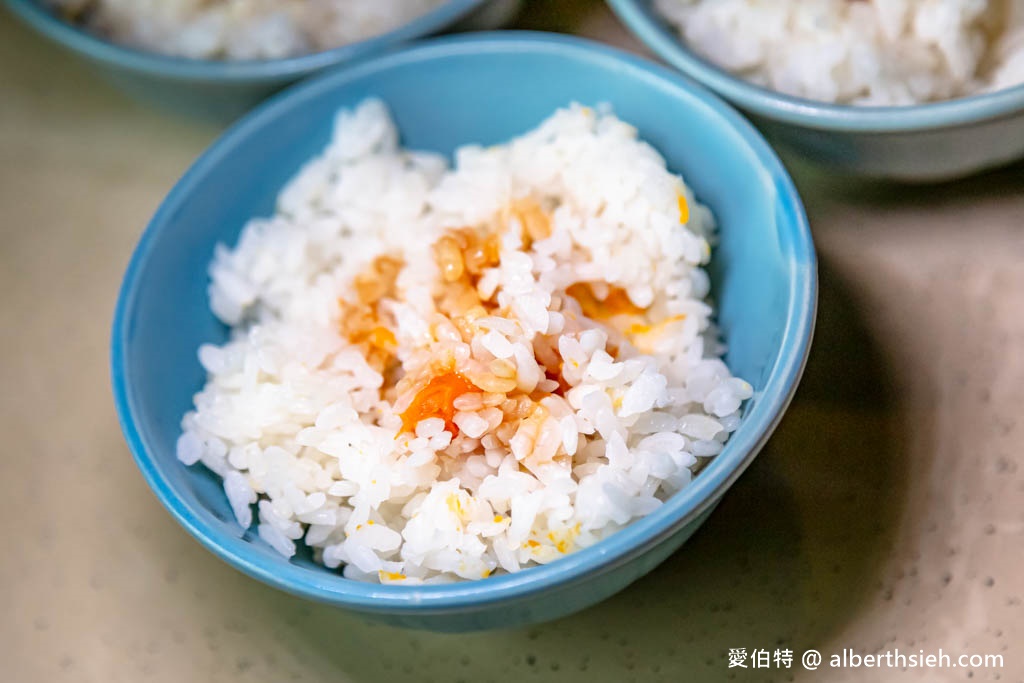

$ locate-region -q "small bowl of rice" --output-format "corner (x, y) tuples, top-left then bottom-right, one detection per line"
(608, 0), (1024, 181)
(111, 32), (816, 631)
(4, 0), (518, 119)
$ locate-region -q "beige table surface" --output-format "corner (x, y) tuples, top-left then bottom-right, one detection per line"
(1, 4), (1022, 682)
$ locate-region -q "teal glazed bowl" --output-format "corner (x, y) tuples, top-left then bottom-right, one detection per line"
(3, 0), (518, 120)
(608, 0), (1024, 181)
(111, 32), (817, 632)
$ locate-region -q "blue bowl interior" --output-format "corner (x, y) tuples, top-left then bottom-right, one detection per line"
(113, 33), (814, 612)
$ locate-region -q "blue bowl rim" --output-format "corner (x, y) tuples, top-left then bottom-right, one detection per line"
(3, 0), (488, 81)
(111, 30), (817, 615)
(607, 0), (1024, 133)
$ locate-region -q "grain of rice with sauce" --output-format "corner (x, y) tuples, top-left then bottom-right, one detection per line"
(177, 100), (753, 584)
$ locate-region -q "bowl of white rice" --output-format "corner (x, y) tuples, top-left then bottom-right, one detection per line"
(111, 32), (816, 631)
(4, 0), (518, 119)
(608, 0), (1024, 180)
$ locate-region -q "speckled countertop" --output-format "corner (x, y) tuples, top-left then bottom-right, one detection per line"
(1, 4), (1021, 682)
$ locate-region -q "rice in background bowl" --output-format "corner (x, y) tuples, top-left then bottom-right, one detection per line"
(654, 0), (1024, 106)
(46, 0), (447, 60)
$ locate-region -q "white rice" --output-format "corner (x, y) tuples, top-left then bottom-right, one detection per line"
(46, 0), (444, 60)
(177, 100), (752, 584)
(655, 0), (1024, 105)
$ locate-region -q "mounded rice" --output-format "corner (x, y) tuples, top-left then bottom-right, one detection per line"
(177, 101), (752, 584)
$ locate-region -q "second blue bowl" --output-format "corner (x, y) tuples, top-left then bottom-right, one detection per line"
(4, 0), (519, 120)
(609, 0), (1024, 181)
(112, 32), (816, 631)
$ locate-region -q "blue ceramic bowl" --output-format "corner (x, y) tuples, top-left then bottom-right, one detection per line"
(111, 32), (816, 632)
(3, 0), (518, 120)
(608, 0), (1024, 181)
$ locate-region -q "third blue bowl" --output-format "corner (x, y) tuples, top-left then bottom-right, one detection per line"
(4, 0), (519, 120)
